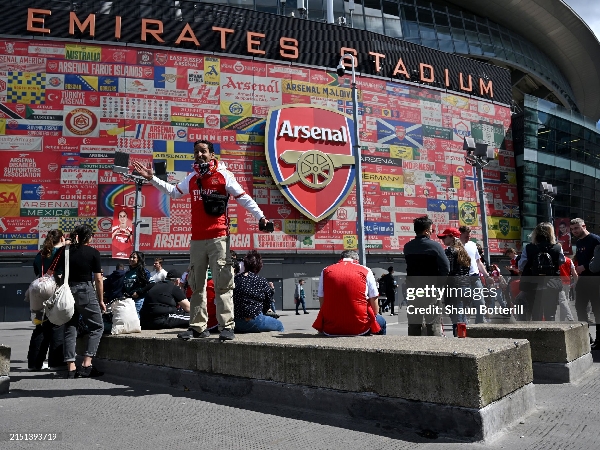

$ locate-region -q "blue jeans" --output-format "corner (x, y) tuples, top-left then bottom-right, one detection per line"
(134, 298), (145, 318)
(449, 300), (468, 325)
(270, 300), (277, 313)
(375, 314), (387, 335)
(234, 313), (284, 333)
(296, 297), (307, 313)
(469, 277), (486, 323)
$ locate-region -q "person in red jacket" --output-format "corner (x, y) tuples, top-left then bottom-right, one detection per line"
(133, 140), (271, 342)
(313, 250), (386, 336)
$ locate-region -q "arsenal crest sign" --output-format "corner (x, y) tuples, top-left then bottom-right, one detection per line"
(265, 105), (356, 222)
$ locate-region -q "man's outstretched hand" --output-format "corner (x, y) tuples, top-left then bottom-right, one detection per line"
(259, 217), (274, 233)
(132, 161), (153, 181)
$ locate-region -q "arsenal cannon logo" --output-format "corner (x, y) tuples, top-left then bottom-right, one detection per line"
(265, 105), (357, 222)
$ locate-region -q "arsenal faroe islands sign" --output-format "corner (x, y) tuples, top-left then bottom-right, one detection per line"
(265, 105), (357, 222)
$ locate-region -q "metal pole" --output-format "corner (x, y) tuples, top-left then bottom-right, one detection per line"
(326, 0), (334, 23)
(133, 179), (143, 252)
(350, 62), (366, 266)
(548, 198), (553, 224)
(476, 164), (490, 267)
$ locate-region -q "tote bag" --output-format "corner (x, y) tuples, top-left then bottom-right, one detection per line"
(26, 248), (64, 311)
(43, 245), (75, 326)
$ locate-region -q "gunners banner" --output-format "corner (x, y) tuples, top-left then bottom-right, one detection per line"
(265, 105), (356, 222)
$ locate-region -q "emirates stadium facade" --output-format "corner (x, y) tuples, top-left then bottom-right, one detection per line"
(1, 0), (599, 317)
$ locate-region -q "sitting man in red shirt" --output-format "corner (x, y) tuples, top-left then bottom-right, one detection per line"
(312, 250), (386, 336)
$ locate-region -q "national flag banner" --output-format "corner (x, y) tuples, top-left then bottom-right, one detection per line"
(153, 140), (195, 174)
(0, 183), (21, 216)
(471, 122), (505, 148)
(458, 201), (479, 227)
(4, 118), (62, 136)
(376, 119), (423, 147)
(503, 204), (520, 218)
(487, 217), (520, 240)
(7, 72), (46, 104)
(64, 75), (99, 91)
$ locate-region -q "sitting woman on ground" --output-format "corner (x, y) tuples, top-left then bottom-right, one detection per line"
(233, 250), (284, 333)
(27, 229), (66, 371)
(122, 251), (151, 317)
(55, 224), (105, 378)
(438, 228), (471, 337)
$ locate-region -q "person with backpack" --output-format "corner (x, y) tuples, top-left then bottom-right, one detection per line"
(518, 222), (565, 321)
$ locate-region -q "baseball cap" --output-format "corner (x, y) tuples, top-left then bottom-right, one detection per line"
(437, 227), (460, 239)
(166, 269), (182, 280)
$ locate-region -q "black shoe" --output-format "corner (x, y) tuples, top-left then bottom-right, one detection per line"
(304, 311), (309, 314)
(219, 328), (235, 342)
(77, 365), (103, 378)
(177, 328), (210, 340)
(296, 312), (300, 315)
(66, 369), (76, 379)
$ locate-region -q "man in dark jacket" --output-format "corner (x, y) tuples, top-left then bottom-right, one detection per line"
(104, 263), (127, 301)
(379, 266), (397, 316)
(403, 216), (450, 336)
(139, 269), (190, 330)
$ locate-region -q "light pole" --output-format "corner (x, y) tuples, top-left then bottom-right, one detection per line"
(337, 54), (365, 266)
(463, 137), (494, 267)
(540, 182), (557, 224)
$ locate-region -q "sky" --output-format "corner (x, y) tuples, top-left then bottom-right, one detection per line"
(564, 0), (600, 40)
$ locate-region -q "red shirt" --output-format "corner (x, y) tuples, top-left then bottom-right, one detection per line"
(313, 259), (380, 336)
(559, 257), (573, 285)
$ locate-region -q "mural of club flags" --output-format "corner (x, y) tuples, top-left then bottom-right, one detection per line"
(0, 37), (518, 255)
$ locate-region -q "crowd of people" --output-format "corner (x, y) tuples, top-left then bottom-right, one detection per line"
(23, 139), (600, 376)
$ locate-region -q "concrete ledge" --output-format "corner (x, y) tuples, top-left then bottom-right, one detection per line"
(532, 353), (594, 384)
(82, 331), (535, 440)
(87, 332), (533, 409)
(92, 357), (535, 442)
(467, 322), (591, 383)
(0, 344), (10, 395)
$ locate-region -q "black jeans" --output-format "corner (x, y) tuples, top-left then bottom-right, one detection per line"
(64, 282), (104, 362)
(27, 320), (65, 369)
(140, 314), (189, 330)
(575, 277), (600, 338)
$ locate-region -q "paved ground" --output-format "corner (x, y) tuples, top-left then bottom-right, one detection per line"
(1, 313), (599, 449)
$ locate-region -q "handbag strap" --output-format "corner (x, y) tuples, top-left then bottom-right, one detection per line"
(47, 247), (65, 273)
(63, 244), (70, 285)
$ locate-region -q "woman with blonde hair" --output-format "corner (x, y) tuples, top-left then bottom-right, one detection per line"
(438, 228), (471, 336)
(518, 222), (564, 321)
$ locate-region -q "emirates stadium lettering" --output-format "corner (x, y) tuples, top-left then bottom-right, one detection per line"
(25, 8), (495, 98)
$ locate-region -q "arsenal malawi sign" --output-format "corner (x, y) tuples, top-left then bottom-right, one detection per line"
(265, 105), (357, 222)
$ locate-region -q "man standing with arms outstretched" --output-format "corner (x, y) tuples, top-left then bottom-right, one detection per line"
(133, 140), (272, 342)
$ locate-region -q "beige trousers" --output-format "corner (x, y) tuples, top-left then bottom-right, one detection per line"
(188, 237), (234, 332)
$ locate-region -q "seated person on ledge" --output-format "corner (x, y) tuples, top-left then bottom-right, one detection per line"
(233, 250), (284, 333)
(139, 269), (191, 330)
(313, 249), (386, 336)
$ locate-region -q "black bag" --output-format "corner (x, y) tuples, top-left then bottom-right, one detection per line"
(201, 192), (229, 216)
(531, 250), (556, 276)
